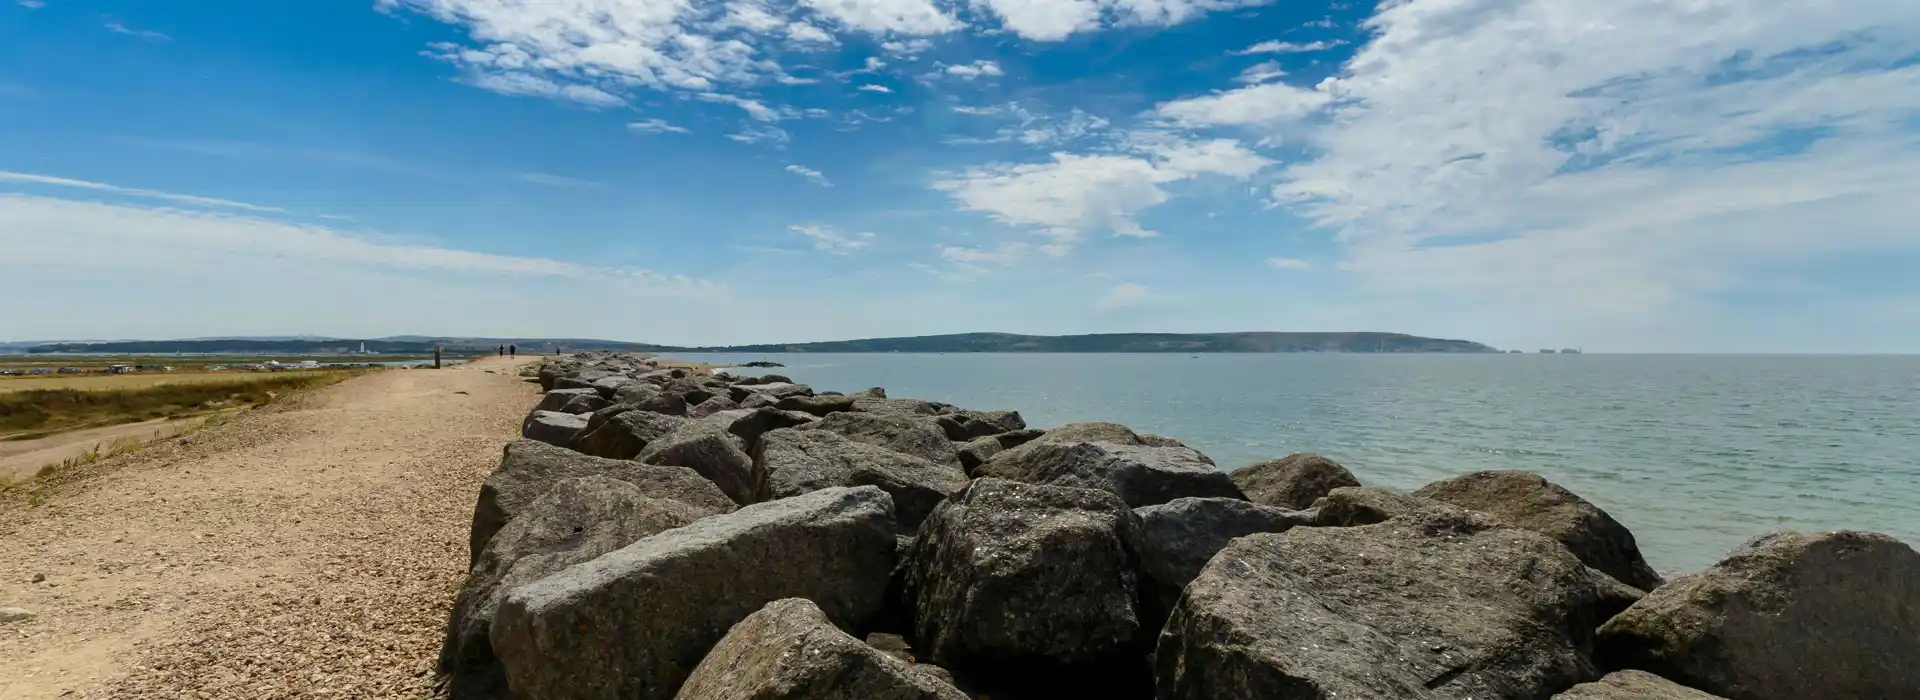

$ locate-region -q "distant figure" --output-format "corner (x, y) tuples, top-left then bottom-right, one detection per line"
(510, 344), (517, 357)
(498, 344), (505, 356)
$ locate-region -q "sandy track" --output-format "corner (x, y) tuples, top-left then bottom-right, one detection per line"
(0, 356), (543, 699)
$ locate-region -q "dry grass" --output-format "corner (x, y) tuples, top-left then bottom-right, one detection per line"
(0, 369), (369, 440)
(0, 370), (350, 394)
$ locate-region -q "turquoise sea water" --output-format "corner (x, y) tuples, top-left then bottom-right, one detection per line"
(673, 353), (1920, 574)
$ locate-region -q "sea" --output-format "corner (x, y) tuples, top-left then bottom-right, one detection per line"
(669, 352), (1920, 574)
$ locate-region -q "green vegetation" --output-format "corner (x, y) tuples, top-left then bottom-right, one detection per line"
(0, 369), (367, 440)
(672, 332), (1498, 354)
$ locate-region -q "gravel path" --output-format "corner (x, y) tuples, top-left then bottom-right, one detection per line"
(0, 356), (543, 699)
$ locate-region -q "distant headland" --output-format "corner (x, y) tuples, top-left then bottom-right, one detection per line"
(7, 331), (1497, 355)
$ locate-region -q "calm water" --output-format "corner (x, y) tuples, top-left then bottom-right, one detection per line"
(673, 353), (1920, 573)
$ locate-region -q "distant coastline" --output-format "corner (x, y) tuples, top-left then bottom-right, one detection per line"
(11, 331), (1499, 356)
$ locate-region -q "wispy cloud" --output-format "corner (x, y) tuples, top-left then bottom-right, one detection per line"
(627, 118), (690, 135)
(465, 71), (623, 107)
(857, 84), (894, 94)
(942, 61), (1004, 80)
(728, 124), (791, 145)
(0, 170), (284, 213)
(788, 224), (874, 254)
(783, 164), (831, 187)
(698, 93), (781, 121)
(1096, 283), (1149, 311)
(1266, 257), (1311, 270)
(1234, 39), (1345, 55)
(17, 1), (45, 9)
(104, 22), (172, 42)
(518, 172), (610, 190)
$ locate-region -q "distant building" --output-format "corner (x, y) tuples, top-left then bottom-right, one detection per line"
(1560, 348), (1583, 355)
(1539, 349), (1557, 354)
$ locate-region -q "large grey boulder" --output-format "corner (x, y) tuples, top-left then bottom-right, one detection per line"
(982, 440), (1245, 508)
(932, 410), (1026, 441)
(1154, 513), (1629, 700)
(537, 388), (599, 412)
(675, 598), (968, 700)
(975, 421), (1142, 478)
(774, 394), (859, 417)
(637, 422), (757, 505)
(1308, 486), (1482, 527)
(490, 486), (899, 700)
(1553, 671), (1729, 699)
(853, 397), (951, 418)
(573, 409), (690, 460)
(559, 393), (612, 415)
(753, 429), (967, 528)
(1232, 453), (1361, 509)
(700, 407), (818, 452)
(729, 382), (813, 403)
(955, 428), (1045, 475)
(469, 440), (735, 565)
(591, 374), (638, 400)
(441, 477), (716, 697)
(905, 479), (1146, 695)
(521, 410), (588, 448)
(1594, 530), (1920, 700)
(1132, 497), (1311, 626)
(1415, 470), (1664, 591)
(800, 411), (960, 467)
(686, 394), (739, 418)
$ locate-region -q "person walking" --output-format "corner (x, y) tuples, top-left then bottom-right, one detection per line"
(497, 344), (505, 356)
(509, 344), (516, 357)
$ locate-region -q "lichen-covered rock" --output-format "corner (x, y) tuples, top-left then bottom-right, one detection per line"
(800, 412), (960, 467)
(700, 407), (818, 453)
(853, 397), (951, 418)
(468, 440), (735, 565)
(905, 479), (1146, 695)
(1414, 470), (1663, 590)
(753, 429), (966, 528)
(932, 410), (1026, 441)
(983, 440), (1245, 507)
(956, 429), (1045, 475)
(591, 374), (637, 400)
(686, 394), (739, 419)
(729, 382), (813, 403)
(739, 393), (778, 409)
(521, 410), (588, 448)
(559, 392), (612, 415)
(1132, 497), (1311, 626)
(1155, 514), (1626, 700)
(975, 422), (1142, 479)
(1232, 453), (1361, 509)
(491, 487), (899, 700)
(572, 409), (690, 460)
(441, 477), (716, 697)
(537, 388), (598, 412)
(637, 422), (758, 505)
(675, 598), (968, 700)
(1308, 486), (1483, 527)
(1553, 671), (1729, 699)
(1594, 530), (1920, 700)
(774, 393), (859, 417)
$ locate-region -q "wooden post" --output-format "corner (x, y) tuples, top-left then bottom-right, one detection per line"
(434, 345), (442, 370)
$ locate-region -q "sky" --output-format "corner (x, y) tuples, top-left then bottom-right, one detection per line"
(1, 0), (1916, 352)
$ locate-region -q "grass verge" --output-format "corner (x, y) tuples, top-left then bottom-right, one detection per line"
(0, 369), (369, 440)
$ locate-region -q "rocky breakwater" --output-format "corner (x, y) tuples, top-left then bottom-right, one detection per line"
(446, 350), (1919, 700)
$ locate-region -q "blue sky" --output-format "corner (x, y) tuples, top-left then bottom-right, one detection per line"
(2, 0), (1917, 351)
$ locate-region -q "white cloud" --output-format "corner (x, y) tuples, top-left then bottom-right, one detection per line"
(973, 0), (1101, 41)
(468, 72), (624, 107)
(951, 104), (1001, 116)
(943, 60), (1004, 79)
(932, 137), (1269, 248)
(786, 21), (836, 43)
(880, 39), (935, 57)
(0, 170), (286, 213)
(1235, 39), (1345, 55)
(19, 1), (47, 8)
(937, 241), (1032, 265)
(1096, 282), (1148, 311)
(0, 193), (717, 292)
(105, 22), (171, 42)
(1234, 60), (1286, 84)
(1266, 257), (1311, 270)
(857, 83), (893, 93)
(697, 93), (782, 121)
(1154, 80), (1333, 127)
(727, 124), (791, 144)
(789, 224), (874, 254)
(801, 0), (959, 34)
(518, 172), (609, 189)
(627, 118), (691, 135)
(1147, 0), (1920, 344)
(784, 164), (832, 186)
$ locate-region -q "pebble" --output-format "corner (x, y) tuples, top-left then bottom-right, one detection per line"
(1, 606), (37, 622)
(32, 573), (46, 583)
